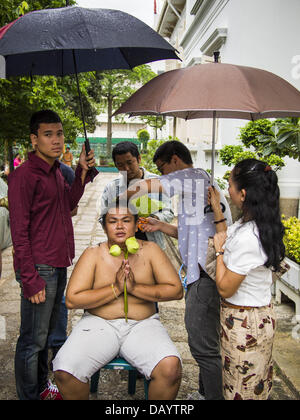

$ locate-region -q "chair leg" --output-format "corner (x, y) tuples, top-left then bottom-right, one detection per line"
(144, 378), (150, 400)
(128, 370), (137, 395)
(90, 370), (100, 393)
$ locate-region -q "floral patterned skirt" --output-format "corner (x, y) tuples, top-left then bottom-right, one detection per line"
(220, 301), (276, 400)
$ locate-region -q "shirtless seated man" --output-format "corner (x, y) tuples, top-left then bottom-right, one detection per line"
(53, 202), (183, 400)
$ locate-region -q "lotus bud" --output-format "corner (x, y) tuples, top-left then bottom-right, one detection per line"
(125, 237), (139, 255)
(109, 244), (122, 257)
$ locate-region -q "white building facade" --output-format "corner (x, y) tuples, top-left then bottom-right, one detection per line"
(156, 0), (300, 210)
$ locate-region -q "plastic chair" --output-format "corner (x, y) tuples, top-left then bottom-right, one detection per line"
(90, 357), (150, 399)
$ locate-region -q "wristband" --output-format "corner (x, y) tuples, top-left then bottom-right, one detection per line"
(214, 218), (227, 224)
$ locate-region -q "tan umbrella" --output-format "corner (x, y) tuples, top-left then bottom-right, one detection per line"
(115, 56), (300, 188)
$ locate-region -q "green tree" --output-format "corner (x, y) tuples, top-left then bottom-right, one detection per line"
(141, 115), (166, 140)
(137, 128), (150, 153)
(0, 1), (99, 170)
(140, 138), (167, 175)
(238, 119), (273, 151)
(258, 118), (300, 161)
(239, 118), (300, 161)
(0, 1), (76, 27)
(94, 66), (156, 157)
(218, 145), (244, 166)
(218, 145), (285, 182)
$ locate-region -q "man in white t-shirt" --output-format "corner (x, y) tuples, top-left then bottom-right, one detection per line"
(121, 141), (232, 400)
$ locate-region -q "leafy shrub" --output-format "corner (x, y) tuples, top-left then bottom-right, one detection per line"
(282, 216), (300, 264)
(219, 145), (244, 166)
(239, 120), (273, 149)
(140, 138), (167, 175)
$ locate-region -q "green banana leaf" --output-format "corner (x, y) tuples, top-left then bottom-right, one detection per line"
(131, 194), (165, 217)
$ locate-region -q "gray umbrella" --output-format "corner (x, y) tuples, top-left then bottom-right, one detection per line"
(0, 6), (179, 152)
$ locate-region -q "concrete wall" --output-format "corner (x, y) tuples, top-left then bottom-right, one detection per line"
(227, 197), (298, 223)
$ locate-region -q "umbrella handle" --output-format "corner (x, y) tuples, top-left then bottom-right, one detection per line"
(84, 139), (91, 154)
(204, 202), (226, 214)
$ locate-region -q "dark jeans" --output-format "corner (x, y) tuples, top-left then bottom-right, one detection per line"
(15, 265), (67, 400)
(47, 295), (68, 349)
(185, 272), (224, 400)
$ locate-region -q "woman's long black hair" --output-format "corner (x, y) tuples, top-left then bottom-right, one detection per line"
(232, 159), (285, 271)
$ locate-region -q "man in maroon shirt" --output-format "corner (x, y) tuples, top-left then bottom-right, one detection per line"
(8, 110), (98, 400)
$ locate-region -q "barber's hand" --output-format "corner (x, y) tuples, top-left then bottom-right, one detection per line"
(208, 186), (221, 212)
(78, 144), (95, 171)
(213, 231), (227, 253)
(139, 217), (162, 233)
(29, 288), (46, 304)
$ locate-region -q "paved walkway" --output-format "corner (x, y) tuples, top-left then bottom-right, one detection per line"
(0, 172), (299, 400)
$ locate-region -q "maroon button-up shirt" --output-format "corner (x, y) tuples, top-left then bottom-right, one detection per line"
(8, 152), (98, 299)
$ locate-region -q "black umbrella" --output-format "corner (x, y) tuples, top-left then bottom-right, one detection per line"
(0, 6), (179, 152)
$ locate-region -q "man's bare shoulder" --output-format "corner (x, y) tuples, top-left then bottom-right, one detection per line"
(139, 240), (166, 258)
(79, 243), (108, 260)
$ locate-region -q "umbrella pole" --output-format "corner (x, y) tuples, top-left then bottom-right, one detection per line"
(205, 110), (225, 214)
(72, 50), (91, 155)
(204, 110), (222, 214)
(211, 110), (216, 186)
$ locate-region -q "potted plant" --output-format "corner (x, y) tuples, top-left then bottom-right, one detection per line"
(281, 216), (300, 291)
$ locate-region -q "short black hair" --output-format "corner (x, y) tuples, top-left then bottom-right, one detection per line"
(153, 140), (193, 165)
(112, 141), (140, 162)
(99, 198), (139, 228)
(30, 110), (62, 136)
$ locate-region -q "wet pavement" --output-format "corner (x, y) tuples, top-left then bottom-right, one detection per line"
(0, 172), (299, 400)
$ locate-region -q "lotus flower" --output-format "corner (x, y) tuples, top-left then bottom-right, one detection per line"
(109, 237), (140, 322)
(109, 244), (122, 257)
(125, 237), (139, 256)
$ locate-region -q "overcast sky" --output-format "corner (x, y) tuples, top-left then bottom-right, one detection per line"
(76, 0), (164, 28)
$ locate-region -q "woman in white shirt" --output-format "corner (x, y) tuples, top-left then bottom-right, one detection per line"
(209, 158), (285, 400)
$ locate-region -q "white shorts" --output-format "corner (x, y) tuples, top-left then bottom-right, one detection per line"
(53, 312), (181, 383)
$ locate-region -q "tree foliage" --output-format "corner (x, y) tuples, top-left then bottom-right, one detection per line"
(140, 115), (166, 140)
(218, 144), (285, 182)
(239, 118), (300, 161)
(137, 128), (150, 153)
(0, 0), (99, 169)
(94, 66), (157, 157)
(140, 138), (168, 175)
(219, 145), (244, 166)
(0, 0), (76, 26)
(258, 118), (300, 161)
